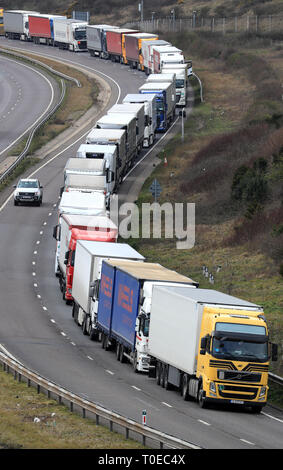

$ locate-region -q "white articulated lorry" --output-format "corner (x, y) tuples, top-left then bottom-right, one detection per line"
(53, 18), (88, 51)
(141, 39), (171, 75)
(162, 64), (188, 107)
(107, 103), (145, 154)
(75, 144), (118, 200)
(95, 114), (137, 170)
(148, 286), (278, 412)
(3, 10), (39, 40)
(97, 260), (198, 372)
(71, 240), (145, 338)
(152, 45), (184, 73)
(85, 128), (127, 185)
(54, 191), (108, 277)
(122, 93), (157, 147)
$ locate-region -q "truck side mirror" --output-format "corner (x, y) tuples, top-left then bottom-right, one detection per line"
(89, 286), (95, 298)
(53, 225), (59, 240)
(200, 335), (210, 355)
(271, 343), (278, 361)
(64, 250), (70, 265)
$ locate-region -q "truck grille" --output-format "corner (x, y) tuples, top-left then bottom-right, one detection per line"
(19, 192), (33, 196)
(78, 41), (87, 49)
(218, 384), (258, 400)
(217, 369), (261, 383)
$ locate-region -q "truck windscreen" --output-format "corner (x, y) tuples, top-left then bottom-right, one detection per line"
(212, 322), (268, 362)
(74, 29), (86, 40)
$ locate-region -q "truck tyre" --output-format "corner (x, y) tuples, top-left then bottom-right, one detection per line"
(156, 361), (161, 386)
(164, 365), (171, 390)
(116, 343), (121, 360)
(119, 345), (126, 363)
(160, 363), (165, 388)
(182, 374), (190, 401)
(82, 317), (88, 335)
(89, 327), (98, 341)
(133, 352), (139, 373)
(198, 383), (207, 409)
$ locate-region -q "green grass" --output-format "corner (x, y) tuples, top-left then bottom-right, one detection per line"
(0, 365), (146, 449)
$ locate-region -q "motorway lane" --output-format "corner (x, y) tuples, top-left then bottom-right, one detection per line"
(0, 54), (56, 158)
(0, 39), (282, 449)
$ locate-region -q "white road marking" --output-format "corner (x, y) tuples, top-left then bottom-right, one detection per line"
(106, 370), (114, 375)
(50, 319), (56, 323)
(162, 402), (173, 408)
(132, 385), (141, 391)
(87, 356), (94, 361)
(198, 419), (211, 426)
(262, 412), (283, 423)
(42, 306), (47, 311)
(60, 332), (66, 337)
(240, 438), (255, 446)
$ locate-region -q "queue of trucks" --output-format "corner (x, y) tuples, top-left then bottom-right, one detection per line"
(3, 9), (278, 413)
(2, 10), (192, 108)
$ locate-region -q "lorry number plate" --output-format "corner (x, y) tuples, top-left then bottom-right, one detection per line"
(230, 400), (244, 404)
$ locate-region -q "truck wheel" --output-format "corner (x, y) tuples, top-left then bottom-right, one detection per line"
(156, 362), (161, 386)
(89, 327), (98, 341)
(198, 384), (207, 409)
(133, 353), (139, 373)
(160, 363), (165, 388)
(164, 365), (171, 390)
(82, 317), (88, 335)
(116, 343), (121, 360)
(119, 345), (126, 363)
(182, 375), (190, 401)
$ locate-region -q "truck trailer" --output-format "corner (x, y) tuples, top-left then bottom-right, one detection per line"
(86, 24), (119, 58)
(106, 28), (138, 63)
(85, 129), (127, 185)
(53, 213), (117, 303)
(152, 45), (184, 73)
(3, 10), (39, 40)
(124, 32), (158, 70)
(122, 93), (157, 147)
(139, 82), (176, 132)
(54, 191), (108, 277)
(148, 286), (278, 412)
(106, 103), (145, 154)
(141, 39), (171, 75)
(97, 260), (198, 372)
(71, 240), (145, 338)
(28, 13), (66, 45)
(96, 114), (137, 169)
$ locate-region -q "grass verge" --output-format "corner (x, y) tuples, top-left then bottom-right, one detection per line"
(0, 365), (145, 449)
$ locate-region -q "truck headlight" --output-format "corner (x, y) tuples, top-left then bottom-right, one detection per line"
(259, 386), (266, 397)
(209, 381), (216, 394)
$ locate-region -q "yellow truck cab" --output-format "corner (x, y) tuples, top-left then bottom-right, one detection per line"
(148, 287), (278, 413)
(0, 8), (4, 36)
(197, 306), (274, 411)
